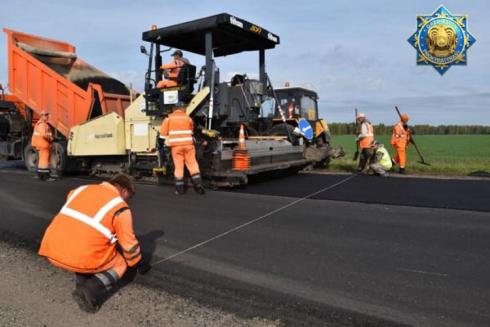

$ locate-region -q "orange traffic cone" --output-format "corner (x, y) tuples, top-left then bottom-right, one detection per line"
(238, 124), (247, 150)
(232, 124), (250, 171)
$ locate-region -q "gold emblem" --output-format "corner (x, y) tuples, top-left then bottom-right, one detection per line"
(426, 25), (457, 58)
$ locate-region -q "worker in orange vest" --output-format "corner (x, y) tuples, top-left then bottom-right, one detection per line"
(38, 174), (151, 313)
(31, 111), (54, 181)
(391, 113), (411, 174)
(160, 104), (205, 195)
(356, 112), (375, 172)
(157, 50), (190, 88)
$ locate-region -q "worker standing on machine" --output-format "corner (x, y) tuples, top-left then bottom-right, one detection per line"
(391, 113), (411, 174)
(159, 103), (205, 195)
(38, 174), (151, 313)
(355, 112), (374, 172)
(157, 50), (190, 88)
(31, 111), (54, 181)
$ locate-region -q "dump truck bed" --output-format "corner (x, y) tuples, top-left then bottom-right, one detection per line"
(3, 28), (132, 137)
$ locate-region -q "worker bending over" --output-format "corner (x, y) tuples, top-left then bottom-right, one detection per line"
(391, 113), (411, 174)
(355, 112), (374, 172)
(157, 50), (190, 88)
(160, 103), (205, 195)
(38, 174), (151, 313)
(31, 111), (54, 181)
(369, 141), (392, 176)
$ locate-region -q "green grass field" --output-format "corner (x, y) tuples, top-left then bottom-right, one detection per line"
(328, 135), (490, 176)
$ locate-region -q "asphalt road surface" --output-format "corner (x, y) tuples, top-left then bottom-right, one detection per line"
(1, 166), (489, 326)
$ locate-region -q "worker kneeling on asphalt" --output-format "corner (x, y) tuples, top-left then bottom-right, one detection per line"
(391, 113), (411, 174)
(31, 111), (55, 181)
(38, 174), (151, 313)
(369, 141), (392, 176)
(355, 112), (374, 172)
(160, 103), (205, 195)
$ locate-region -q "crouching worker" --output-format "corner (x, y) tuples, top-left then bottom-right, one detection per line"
(38, 174), (151, 313)
(369, 141), (393, 176)
(160, 103), (205, 195)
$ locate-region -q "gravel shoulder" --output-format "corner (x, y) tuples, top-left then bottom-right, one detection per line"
(0, 240), (279, 327)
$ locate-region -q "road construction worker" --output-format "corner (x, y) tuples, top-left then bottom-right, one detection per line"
(391, 113), (411, 174)
(369, 141), (392, 176)
(157, 50), (190, 88)
(159, 103), (205, 195)
(355, 112), (374, 172)
(287, 99), (298, 119)
(31, 111), (54, 181)
(38, 174), (151, 313)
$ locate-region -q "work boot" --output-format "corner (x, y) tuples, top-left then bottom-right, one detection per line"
(72, 285), (100, 313)
(73, 274), (110, 313)
(399, 167), (406, 174)
(191, 174), (205, 195)
(175, 179), (185, 195)
(45, 174), (57, 182)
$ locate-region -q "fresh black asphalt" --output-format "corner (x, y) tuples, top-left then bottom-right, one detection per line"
(0, 167), (489, 326)
(237, 173), (490, 212)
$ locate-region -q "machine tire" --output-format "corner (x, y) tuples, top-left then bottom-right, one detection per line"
(50, 142), (67, 178)
(268, 124), (299, 145)
(312, 136), (331, 168)
(23, 143), (38, 172)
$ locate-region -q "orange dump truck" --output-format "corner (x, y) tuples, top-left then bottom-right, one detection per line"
(0, 29), (133, 170)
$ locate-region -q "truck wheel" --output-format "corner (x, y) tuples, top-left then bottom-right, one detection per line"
(23, 143), (38, 172)
(268, 124), (299, 145)
(50, 142), (67, 178)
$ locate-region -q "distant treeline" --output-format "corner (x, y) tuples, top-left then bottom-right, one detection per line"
(328, 123), (490, 135)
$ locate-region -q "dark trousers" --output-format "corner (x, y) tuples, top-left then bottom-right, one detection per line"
(358, 148), (374, 171)
(75, 270), (120, 305)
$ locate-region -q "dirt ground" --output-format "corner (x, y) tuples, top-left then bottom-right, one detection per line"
(0, 240), (280, 327)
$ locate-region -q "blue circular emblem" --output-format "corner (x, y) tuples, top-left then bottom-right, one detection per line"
(408, 5), (476, 75)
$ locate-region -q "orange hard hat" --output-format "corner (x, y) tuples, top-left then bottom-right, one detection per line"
(400, 113), (409, 123)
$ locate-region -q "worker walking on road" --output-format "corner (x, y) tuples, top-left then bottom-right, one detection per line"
(31, 111), (54, 181)
(38, 174), (151, 313)
(369, 141), (392, 176)
(157, 50), (190, 88)
(391, 113), (411, 174)
(355, 113), (374, 172)
(160, 103), (205, 195)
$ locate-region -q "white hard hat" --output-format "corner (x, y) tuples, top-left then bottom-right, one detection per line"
(356, 112), (366, 119)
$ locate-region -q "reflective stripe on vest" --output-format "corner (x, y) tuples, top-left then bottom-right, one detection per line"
(167, 137), (193, 144)
(59, 186), (123, 243)
(168, 130), (193, 135)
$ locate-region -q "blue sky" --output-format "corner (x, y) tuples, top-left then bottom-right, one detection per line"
(1, 0), (489, 125)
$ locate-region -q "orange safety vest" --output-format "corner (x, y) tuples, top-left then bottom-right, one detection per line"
(38, 182), (130, 273)
(391, 122), (410, 147)
(161, 59), (185, 80)
(159, 110), (194, 147)
(359, 121), (374, 149)
(31, 121), (52, 150)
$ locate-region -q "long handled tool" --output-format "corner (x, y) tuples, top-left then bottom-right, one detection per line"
(353, 108), (360, 161)
(394, 106), (431, 166)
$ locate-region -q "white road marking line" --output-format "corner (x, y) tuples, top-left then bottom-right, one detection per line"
(151, 174), (358, 266)
(397, 268), (448, 277)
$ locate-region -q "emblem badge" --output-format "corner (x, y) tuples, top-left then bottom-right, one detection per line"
(408, 5), (476, 75)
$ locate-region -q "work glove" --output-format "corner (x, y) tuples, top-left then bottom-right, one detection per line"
(136, 260), (152, 275)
